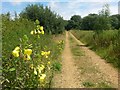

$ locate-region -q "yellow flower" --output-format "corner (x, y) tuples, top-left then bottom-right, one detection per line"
(47, 51), (50, 55)
(30, 31), (34, 35)
(12, 50), (19, 57)
(34, 30), (37, 34)
(41, 51), (50, 58)
(14, 46), (20, 51)
(48, 61), (50, 64)
(39, 74), (46, 82)
(38, 69), (41, 74)
(34, 68), (37, 75)
(41, 51), (45, 55)
(40, 65), (45, 70)
(40, 26), (43, 31)
(24, 49), (32, 56)
(37, 64), (45, 72)
(28, 44), (33, 48)
(29, 64), (34, 69)
(24, 54), (31, 60)
(38, 30), (41, 34)
(12, 46), (20, 57)
(41, 30), (44, 35)
(45, 56), (48, 58)
(37, 65), (45, 74)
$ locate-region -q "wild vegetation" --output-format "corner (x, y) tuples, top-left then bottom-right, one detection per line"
(71, 30), (120, 69)
(65, 4), (120, 69)
(2, 5), (64, 89)
(1, 2), (119, 89)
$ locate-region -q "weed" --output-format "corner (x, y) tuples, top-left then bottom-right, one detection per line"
(53, 62), (62, 71)
(83, 81), (95, 87)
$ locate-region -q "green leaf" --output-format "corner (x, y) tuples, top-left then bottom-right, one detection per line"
(0, 70), (2, 73)
(9, 68), (15, 72)
(17, 77), (23, 81)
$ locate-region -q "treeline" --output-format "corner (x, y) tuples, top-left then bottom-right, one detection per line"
(20, 4), (65, 34)
(1, 4), (66, 34)
(65, 4), (120, 30)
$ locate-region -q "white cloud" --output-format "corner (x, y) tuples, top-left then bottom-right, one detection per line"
(110, 4), (118, 15)
(2, 0), (60, 2)
(48, 2), (118, 20)
(11, 1), (22, 6)
(48, 2), (83, 20)
(2, 0), (118, 20)
(2, 0), (120, 2)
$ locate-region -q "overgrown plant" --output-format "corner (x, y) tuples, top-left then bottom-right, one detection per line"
(2, 18), (64, 89)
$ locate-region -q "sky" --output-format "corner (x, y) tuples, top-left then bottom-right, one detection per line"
(1, 0), (120, 20)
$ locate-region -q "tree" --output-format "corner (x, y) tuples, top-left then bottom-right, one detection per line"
(99, 4), (110, 17)
(110, 14), (120, 29)
(81, 14), (98, 30)
(20, 4), (65, 34)
(6, 12), (10, 20)
(65, 15), (82, 30)
(70, 15), (81, 29)
(65, 20), (74, 30)
(94, 4), (111, 30)
(110, 15), (119, 29)
(14, 11), (18, 20)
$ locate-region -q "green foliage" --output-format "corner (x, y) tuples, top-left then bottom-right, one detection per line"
(72, 30), (120, 69)
(94, 15), (111, 30)
(2, 15), (64, 88)
(65, 15), (81, 30)
(81, 14), (98, 30)
(110, 14), (120, 29)
(83, 81), (95, 87)
(97, 82), (112, 88)
(53, 62), (62, 71)
(94, 4), (111, 30)
(69, 37), (84, 56)
(20, 4), (65, 34)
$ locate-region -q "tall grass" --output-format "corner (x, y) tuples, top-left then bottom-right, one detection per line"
(2, 18), (64, 89)
(71, 30), (120, 69)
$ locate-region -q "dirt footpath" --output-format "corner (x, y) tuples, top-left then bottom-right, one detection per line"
(52, 31), (118, 88)
(69, 32), (118, 88)
(52, 31), (82, 88)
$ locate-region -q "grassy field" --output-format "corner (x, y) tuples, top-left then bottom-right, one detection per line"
(2, 18), (64, 89)
(71, 30), (120, 69)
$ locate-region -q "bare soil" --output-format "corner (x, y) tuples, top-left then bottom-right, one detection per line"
(52, 31), (118, 88)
